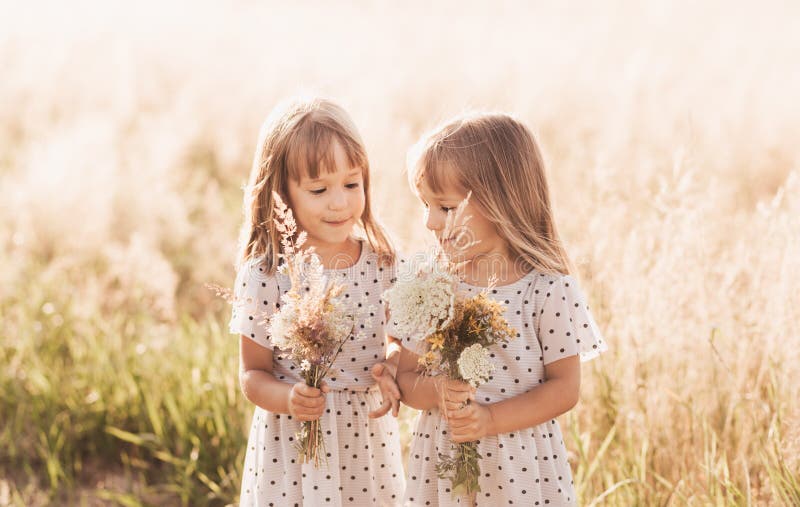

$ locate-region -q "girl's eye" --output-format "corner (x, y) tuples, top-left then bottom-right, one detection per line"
(346, 183), (360, 189)
(441, 207), (454, 212)
(310, 188), (326, 195)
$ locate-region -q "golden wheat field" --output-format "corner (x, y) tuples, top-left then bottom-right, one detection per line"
(1, 0), (799, 505)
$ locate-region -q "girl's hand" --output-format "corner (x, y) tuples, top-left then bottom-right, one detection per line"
(445, 400), (495, 443)
(368, 363), (401, 418)
(287, 381), (329, 421)
(440, 379), (475, 412)
(442, 379), (493, 442)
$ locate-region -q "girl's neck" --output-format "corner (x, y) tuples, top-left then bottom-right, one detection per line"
(459, 247), (527, 288)
(304, 236), (362, 270)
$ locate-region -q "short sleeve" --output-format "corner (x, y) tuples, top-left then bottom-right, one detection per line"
(536, 274), (607, 364)
(228, 257), (281, 350)
(382, 256), (406, 341)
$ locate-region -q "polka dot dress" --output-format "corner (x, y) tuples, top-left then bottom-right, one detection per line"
(229, 242), (406, 506)
(402, 271), (607, 507)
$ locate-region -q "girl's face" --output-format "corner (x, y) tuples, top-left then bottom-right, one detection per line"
(286, 141), (365, 251)
(417, 179), (510, 266)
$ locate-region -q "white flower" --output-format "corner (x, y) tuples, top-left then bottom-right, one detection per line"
(300, 359), (311, 372)
(457, 344), (495, 388)
(383, 265), (457, 342)
(325, 294), (353, 341)
(267, 296), (297, 350)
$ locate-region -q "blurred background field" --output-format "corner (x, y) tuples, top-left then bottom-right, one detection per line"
(1, 0), (799, 505)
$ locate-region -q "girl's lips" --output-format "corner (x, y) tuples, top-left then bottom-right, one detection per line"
(324, 218), (351, 227)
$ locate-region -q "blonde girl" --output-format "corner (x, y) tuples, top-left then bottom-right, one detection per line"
(397, 112), (607, 506)
(229, 97), (405, 506)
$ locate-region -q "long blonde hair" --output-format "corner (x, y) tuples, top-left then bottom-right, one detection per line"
(238, 97), (395, 271)
(408, 112), (571, 275)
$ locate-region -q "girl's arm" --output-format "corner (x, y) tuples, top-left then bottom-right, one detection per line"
(239, 335), (328, 421)
(445, 355), (581, 442)
(395, 346), (443, 411)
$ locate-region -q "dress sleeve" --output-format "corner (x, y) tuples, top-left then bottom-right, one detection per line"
(382, 256), (405, 341)
(536, 274), (607, 364)
(228, 258), (282, 350)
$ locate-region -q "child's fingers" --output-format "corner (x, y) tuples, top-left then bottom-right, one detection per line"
(389, 382), (400, 400)
(294, 389), (325, 405)
(368, 399), (391, 419)
(291, 390), (325, 409)
(444, 400), (469, 412)
(444, 379), (472, 392)
(384, 381), (400, 400)
(444, 389), (471, 404)
(318, 381), (330, 393)
(447, 416), (473, 433)
(296, 383), (323, 397)
(450, 424), (479, 442)
(380, 387), (401, 406)
(292, 399), (324, 413)
(446, 406), (474, 422)
(370, 363), (385, 380)
(448, 403), (480, 422)
(290, 403), (322, 419)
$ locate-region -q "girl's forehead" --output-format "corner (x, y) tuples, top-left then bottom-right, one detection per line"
(417, 179), (466, 201)
(296, 165), (362, 183)
(412, 155), (467, 197)
(289, 137), (364, 181)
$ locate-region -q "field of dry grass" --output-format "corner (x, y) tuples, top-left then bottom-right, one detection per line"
(1, 1), (798, 505)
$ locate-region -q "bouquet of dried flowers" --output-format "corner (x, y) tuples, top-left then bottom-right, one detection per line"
(383, 195), (515, 496)
(265, 192), (356, 467)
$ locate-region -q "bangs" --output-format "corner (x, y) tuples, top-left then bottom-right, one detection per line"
(286, 118), (366, 180)
(409, 141), (463, 196)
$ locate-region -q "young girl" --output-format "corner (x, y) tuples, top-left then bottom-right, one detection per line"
(229, 97), (405, 506)
(397, 112), (607, 506)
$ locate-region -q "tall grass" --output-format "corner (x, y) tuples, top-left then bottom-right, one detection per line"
(1, 1), (798, 505)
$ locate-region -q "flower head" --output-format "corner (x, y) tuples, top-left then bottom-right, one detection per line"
(384, 263), (458, 343)
(457, 343), (495, 388)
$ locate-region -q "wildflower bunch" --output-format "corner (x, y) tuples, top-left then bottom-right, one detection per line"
(266, 192), (355, 468)
(383, 194), (516, 497)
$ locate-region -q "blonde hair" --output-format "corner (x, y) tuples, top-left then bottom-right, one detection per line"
(238, 97), (395, 271)
(408, 112), (571, 275)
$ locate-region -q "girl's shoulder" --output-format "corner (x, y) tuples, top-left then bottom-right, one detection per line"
(229, 256), (282, 344)
(521, 270), (587, 310)
(527, 270), (608, 362)
(477, 270), (585, 312)
(235, 255), (277, 283)
(233, 255), (283, 300)
(528, 270), (578, 292)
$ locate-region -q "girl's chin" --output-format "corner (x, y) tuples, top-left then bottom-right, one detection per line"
(305, 231), (354, 247)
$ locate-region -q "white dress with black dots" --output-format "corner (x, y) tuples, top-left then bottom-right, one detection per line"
(401, 271), (607, 507)
(229, 242), (406, 507)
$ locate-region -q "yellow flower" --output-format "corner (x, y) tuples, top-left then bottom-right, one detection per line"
(427, 333), (445, 350)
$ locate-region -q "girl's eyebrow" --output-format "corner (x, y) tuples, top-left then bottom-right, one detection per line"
(429, 192), (462, 201)
(304, 168), (362, 183)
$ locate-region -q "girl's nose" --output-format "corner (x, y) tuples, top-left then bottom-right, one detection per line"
(424, 208), (443, 232)
(329, 188), (348, 210)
